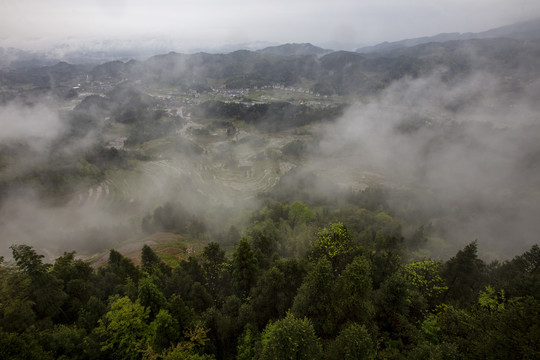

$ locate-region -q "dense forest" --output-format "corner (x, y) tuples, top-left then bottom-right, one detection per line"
(1, 186), (539, 359)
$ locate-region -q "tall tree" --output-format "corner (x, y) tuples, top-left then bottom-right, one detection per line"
(292, 257), (335, 336)
(95, 296), (150, 360)
(10, 245), (66, 320)
(138, 277), (167, 318)
(201, 242), (229, 302)
(404, 260), (448, 309)
(149, 309), (181, 353)
(259, 312), (322, 360)
(310, 222), (356, 271)
(289, 201), (316, 224)
(443, 241), (486, 306)
(51, 251), (94, 322)
(141, 244), (160, 274)
(333, 256), (374, 327)
(326, 322), (375, 360)
(0, 261), (35, 332)
(232, 238), (258, 299)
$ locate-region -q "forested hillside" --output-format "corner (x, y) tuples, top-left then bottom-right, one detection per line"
(2, 190), (539, 359)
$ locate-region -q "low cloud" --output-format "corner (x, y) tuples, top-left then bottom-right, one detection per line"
(309, 70), (540, 257)
(0, 102), (64, 145)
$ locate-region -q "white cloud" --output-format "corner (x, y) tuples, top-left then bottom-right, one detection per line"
(0, 103), (63, 144)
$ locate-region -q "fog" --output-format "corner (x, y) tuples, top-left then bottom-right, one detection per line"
(309, 70), (540, 257)
(0, 101), (125, 257)
(2, 1), (539, 52)
(0, 103), (63, 143)
(0, 94), (258, 259)
(1, 30), (540, 261)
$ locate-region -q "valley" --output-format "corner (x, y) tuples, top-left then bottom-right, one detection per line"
(1, 34), (540, 261)
(1, 12), (540, 359)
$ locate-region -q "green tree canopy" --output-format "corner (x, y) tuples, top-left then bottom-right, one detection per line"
(442, 241), (486, 306)
(259, 312), (322, 360)
(292, 257), (334, 336)
(232, 238), (258, 298)
(334, 256), (374, 326)
(95, 296), (150, 360)
(326, 322), (375, 360)
(289, 201), (316, 226)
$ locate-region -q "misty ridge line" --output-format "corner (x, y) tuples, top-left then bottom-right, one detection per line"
(1, 16), (539, 67)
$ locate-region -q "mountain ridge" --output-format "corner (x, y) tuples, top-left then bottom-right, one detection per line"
(357, 17), (540, 53)
(256, 43), (332, 56)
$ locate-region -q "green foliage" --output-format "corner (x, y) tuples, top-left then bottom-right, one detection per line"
(291, 258), (335, 336)
(142, 202), (190, 234)
(108, 249), (141, 283)
(442, 241), (486, 306)
(249, 263), (299, 328)
(311, 222), (358, 271)
(232, 238), (259, 298)
(149, 309), (180, 352)
(51, 251), (94, 322)
(0, 331), (53, 360)
(313, 222), (353, 259)
(349, 186), (389, 212)
(122, 109), (179, 145)
(10, 244), (47, 275)
(158, 325), (215, 359)
(0, 265), (35, 332)
(247, 219), (279, 269)
(10, 245), (67, 320)
(41, 324), (87, 360)
(403, 260), (447, 307)
(250, 258), (307, 329)
(214, 295), (246, 357)
(288, 201), (316, 226)
(334, 256), (374, 326)
(0, 200), (538, 359)
(478, 286), (505, 312)
(195, 100), (345, 132)
(76, 158), (102, 179)
(493, 244), (540, 299)
(374, 270), (413, 348)
(278, 220), (315, 258)
(77, 296), (107, 331)
(326, 323), (375, 360)
(188, 282), (213, 312)
(427, 296), (540, 359)
(138, 277), (167, 317)
(372, 212), (403, 252)
(52, 251), (93, 284)
(236, 326), (258, 360)
(517, 244), (540, 274)
(141, 245), (160, 273)
(259, 312), (322, 360)
(201, 242), (229, 302)
(167, 294), (194, 330)
(95, 296), (150, 360)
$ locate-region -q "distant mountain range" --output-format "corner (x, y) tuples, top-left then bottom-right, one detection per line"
(256, 43), (332, 57)
(2, 17), (540, 101)
(2, 18), (540, 70)
(2, 37), (540, 101)
(356, 17), (540, 53)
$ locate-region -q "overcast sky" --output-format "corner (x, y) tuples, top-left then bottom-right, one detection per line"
(1, 0), (540, 51)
